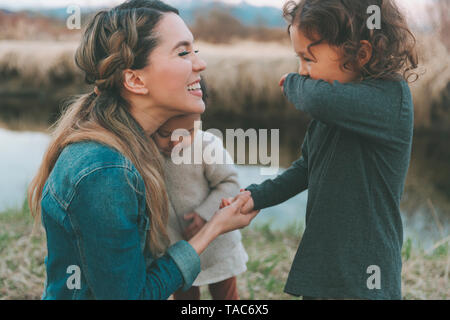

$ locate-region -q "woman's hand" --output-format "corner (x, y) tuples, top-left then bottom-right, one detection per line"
(183, 212), (207, 240)
(212, 191), (259, 235)
(221, 189), (256, 215)
(188, 191), (259, 255)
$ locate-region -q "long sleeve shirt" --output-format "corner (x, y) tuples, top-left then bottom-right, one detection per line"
(246, 73), (414, 299)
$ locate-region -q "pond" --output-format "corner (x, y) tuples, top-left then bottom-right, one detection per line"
(0, 128), (448, 249)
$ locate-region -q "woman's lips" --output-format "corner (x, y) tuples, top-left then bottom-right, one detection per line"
(188, 89), (203, 97)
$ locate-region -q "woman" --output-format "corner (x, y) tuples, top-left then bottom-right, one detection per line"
(28, 0), (258, 300)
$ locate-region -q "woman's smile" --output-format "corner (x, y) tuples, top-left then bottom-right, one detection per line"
(187, 80), (203, 97)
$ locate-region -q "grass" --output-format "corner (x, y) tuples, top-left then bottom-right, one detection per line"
(0, 204), (46, 300)
(0, 200), (448, 300)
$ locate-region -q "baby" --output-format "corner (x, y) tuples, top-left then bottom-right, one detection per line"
(153, 113), (248, 300)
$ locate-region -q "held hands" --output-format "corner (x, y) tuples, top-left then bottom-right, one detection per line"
(184, 190), (259, 240)
(220, 189), (257, 215)
(212, 190), (259, 235)
(187, 191), (259, 256)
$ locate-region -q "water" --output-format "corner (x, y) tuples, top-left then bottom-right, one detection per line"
(0, 128), (50, 211)
(236, 166), (450, 250)
(0, 128), (447, 249)
(235, 165), (308, 230)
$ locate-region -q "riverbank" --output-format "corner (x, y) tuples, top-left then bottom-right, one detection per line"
(1, 36), (450, 134)
(0, 200), (448, 300)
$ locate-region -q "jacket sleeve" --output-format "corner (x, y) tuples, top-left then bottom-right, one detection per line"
(66, 166), (200, 300)
(246, 135), (309, 210)
(283, 73), (404, 144)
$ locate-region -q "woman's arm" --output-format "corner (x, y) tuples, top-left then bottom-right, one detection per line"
(67, 166), (200, 300)
(67, 166), (254, 299)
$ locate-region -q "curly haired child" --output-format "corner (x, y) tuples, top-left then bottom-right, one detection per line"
(235, 0), (418, 300)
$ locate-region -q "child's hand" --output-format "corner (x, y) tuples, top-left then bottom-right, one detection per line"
(220, 197), (233, 209)
(183, 212), (207, 240)
(279, 73), (289, 93)
(220, 189), (257, 215)
(212, 191), (259, 235)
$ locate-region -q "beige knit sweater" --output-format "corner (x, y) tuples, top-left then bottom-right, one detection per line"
(162, 130), (248, 286)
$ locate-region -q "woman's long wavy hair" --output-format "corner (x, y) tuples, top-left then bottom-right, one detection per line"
(28, 0), (178, 256)
(283, 0), (419, 82)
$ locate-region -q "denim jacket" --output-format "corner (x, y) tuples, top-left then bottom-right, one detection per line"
(40, 140), (200, 299)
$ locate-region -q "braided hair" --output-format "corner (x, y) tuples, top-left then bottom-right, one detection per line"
(29, 0), (179, 256)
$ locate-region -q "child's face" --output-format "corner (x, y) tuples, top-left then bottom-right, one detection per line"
(154, 114), (200, 156)
(290, 25), (359, 84)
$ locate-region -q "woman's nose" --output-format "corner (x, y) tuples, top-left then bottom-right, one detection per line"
(193, 55), (207, 72)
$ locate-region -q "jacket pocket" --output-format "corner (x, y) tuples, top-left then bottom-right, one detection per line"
(41, 188), (74, 236)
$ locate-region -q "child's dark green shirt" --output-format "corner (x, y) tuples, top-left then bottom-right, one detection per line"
(246, 73), (414, 300)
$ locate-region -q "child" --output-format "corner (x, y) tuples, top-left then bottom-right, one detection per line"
(233, 0), (418, 300)
(153, 112), (248, 300)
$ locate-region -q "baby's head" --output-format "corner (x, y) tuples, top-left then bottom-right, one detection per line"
(283, 0), (418, 83)
(154, 113), (201, 156)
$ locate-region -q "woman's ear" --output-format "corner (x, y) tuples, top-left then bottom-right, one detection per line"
(123, 69), (149, 95)
(358, 40), (373, 68)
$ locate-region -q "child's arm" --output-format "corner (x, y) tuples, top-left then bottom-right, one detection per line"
(283, 73), (410, 144)
(245, 136), (309, 211)
(193, 135), (240, 222)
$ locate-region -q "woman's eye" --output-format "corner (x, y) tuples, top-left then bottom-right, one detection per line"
(178, 50), (199, 57)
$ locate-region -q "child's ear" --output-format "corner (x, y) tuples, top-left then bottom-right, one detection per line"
(358, 40), (373, 68)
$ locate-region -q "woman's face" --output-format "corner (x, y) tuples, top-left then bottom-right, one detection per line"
(139, 13), (207, 114)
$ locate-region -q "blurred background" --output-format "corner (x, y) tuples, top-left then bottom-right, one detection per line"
(0, 0), (448, 299)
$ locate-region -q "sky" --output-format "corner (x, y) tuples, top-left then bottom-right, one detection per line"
(0, 0), (431, 10)
(0, 0), (432, 25)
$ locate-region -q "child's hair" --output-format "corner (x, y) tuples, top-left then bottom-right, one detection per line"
(283, 0), (419, 82)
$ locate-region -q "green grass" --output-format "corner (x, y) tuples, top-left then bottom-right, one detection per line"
(0, 201), (448, 300)
(0, 200), (46, 300)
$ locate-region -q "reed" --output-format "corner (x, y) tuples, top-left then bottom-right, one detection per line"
(0, 35), (448, 132)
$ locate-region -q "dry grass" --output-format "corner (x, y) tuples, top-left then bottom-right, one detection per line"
(190, 8), (288, 44)
(0, 11), (81, 42)
(0, 40), (80, 86)
(409, 35), (450, 131)
(0, 208), (46, 300)
(0, 204), (448, 300)
(0, 34), (449, 131)
(402, 238), (450, 300)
